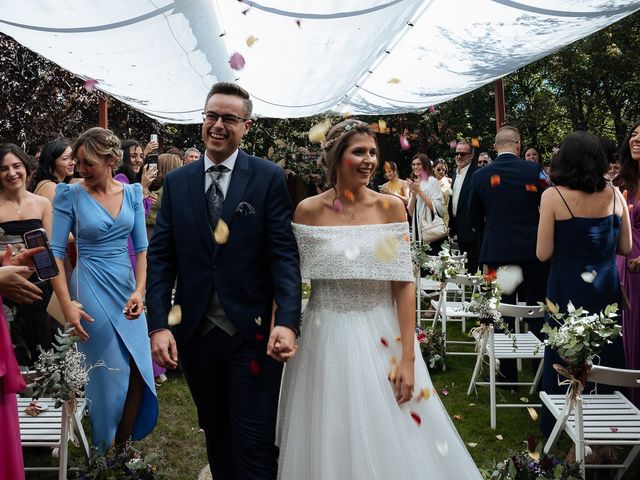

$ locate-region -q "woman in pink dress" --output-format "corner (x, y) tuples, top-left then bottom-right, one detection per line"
(615, 120), (640, 406)
(0, 244), (46, 480)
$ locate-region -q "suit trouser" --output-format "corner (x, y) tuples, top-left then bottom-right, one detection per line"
(485, 260), (549, 385)
(181, 327), (283, 480)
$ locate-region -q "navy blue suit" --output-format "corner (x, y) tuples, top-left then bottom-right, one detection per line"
(449, 162), (479, 272)
(469, 153), (548, 383)
(146, 151), (301, 479)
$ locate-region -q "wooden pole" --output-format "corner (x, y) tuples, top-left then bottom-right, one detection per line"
(98, 97), (108, 129)
(494, 78), (505, 132)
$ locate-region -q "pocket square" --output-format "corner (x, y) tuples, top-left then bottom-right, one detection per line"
(235, 202), (256, 216)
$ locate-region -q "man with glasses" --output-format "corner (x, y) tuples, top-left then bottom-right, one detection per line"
(146, 82), (301, 479)
(469, 126), (547, 388)
(477, 152), (492, 167)
(449, 140), (480, 273)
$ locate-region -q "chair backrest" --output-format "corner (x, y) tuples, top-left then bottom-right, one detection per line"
(587, 364), (640, 387)
(449, 274), (482, 287)
(497, 303), (545, 319)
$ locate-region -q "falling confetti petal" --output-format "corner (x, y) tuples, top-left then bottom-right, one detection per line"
(441, 388), (449, 396)
(382, 198), (390, 210)
(484, 268), (497, 282)
(214, 219), (230, 244)
(519, 397), (529, 403)
(295, 19), (301, 27)
(255, 316), (262, 326)
(399, 134), (411, 151)
(449, 140), (458, 149)
(255, 333), (264, 342)
(527, 407), (539, 421)
(378, 119), (388, 133)
(241, 7), (251, 15)
(250, 359), (260, 376)
(467, 442), (478, 448)
(84, 78), (98, 92)
(341, 111), (352, 119)
(545, 298), (559, 315)
(610, 426), (619, 432)
(375, 236), (399, 263)
(246, 35), (258, 47)
(420, 387), (431, 400)
(496, 265), (523, 295)
(428, 105), (436, 113)
(344, 245), (361, 261)
(471, 137), (480, 148)
(468, 403), (476, 407)
(453, 414), (461, 421)
(623, 189), (628, 201)
(437, 441), (449, 456)
(402, 233), (410, 243)
(308, 119), (331, 144)
(344, 190), (355, 202)
(525, 184), (538, 192)
(333, 199), (343, 213)
(395, 336), (402, 342)
(387, 78), (401, 84)
(380, 337), (389, 347)
(581, 270), (597, 283)
(496, 434), (503, 440)
(528, 450), (540, 460)
(167, 304), (182, 326)
(410, 411), (422, 426)
(490, 175), (501, 187)
(228, 52), (246, 70)
(420, 170), (428, 181)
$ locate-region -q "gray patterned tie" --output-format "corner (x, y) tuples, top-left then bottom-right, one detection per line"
(205, 164), (229, 228)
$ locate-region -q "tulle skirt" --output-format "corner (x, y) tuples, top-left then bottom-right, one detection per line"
(277, 301), (481, 480)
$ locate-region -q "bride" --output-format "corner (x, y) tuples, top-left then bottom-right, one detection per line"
(277, 120), (481, 479)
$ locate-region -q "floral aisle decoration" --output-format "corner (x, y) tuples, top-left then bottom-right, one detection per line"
(410, 240), (432, 272)
(421, 244), (466, 283)
(538, 300), (621, 399)
(481, 448), (583, 479)
(416, 326), (446, 371)
(75, 443), (164, 480)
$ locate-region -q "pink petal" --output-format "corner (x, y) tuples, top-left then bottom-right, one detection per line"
(449, 140), (458, 149)
(420, 171), (428, 181)
(332, 199), (343, 213)
(442, 388), (449, 396)
(229, 52), (246, 70)
(399, 134), (411, 151)
(84, 79), (98, 92)
(428, 105), (436, 113)
(610, 426), (619, 432)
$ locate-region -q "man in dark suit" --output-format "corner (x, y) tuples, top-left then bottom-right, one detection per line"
(449, 140), (479, 273)
(146, 82), (301, 480)
(469, 126), (548, 385)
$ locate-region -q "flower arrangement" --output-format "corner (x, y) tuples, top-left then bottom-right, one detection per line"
(410, 241), (432, 270)
(421, 244), (466, 282)
(31, 328), (105, 409)
(467, 270), (504, 329)
(416, 326), (446, 371)
(539, 301), (621, 368)
(75, 443), (164, 480)
(481, 449), (583, 479)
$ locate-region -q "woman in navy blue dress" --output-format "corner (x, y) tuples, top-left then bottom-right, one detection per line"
(536, 131), (632, 435)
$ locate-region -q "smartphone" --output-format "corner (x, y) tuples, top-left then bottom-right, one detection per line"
(150, 134), (158, 142)
(145, 153), (158, 166)
(23, 228), (59, 281)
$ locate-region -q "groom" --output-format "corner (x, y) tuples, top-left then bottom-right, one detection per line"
(146, 82), (301, 479)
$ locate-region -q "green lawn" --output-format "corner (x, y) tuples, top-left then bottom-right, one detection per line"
(22, 323), (640, 479)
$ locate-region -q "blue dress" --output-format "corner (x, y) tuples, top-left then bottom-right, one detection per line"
(540, 187), (625, 434)
(51, 182), (158, 448)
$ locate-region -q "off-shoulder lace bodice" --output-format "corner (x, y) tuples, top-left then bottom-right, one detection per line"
(293, 222), (414, 281)
(293, 222), (414, 312)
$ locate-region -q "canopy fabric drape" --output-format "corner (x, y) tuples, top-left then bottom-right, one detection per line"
(1, 1), (639, 123)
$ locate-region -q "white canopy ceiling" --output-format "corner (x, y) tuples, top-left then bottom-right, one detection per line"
(1, 1), (639, 123)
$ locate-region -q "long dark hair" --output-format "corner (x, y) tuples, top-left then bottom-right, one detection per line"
(116, 139), (142, 184)
(0, 143), (34, 178)
(614, 120), (640, 195)
(550, 131), (607, 193)
(29, 139), (71, 191)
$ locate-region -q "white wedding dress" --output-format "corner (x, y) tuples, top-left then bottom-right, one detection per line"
(277, 222), (481, 480)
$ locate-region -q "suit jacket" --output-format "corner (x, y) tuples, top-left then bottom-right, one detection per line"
(146, 151), (302, 347)
(468, 153), (544, 264)
(448, 162), (478, 242)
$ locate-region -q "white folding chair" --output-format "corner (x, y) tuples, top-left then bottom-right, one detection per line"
(541, 365), (640, 479)
(467, 303), (545, 429)
(415, 250), (466, 324)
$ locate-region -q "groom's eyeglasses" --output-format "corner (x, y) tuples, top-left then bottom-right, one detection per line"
(202, 111), (249, 126)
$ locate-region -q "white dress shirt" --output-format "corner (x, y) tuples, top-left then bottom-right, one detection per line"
(204, 149), (238, 198)
(452, 163), (470, 216)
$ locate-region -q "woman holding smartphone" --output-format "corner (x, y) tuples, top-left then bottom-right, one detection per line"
(0, 143), (54, 365)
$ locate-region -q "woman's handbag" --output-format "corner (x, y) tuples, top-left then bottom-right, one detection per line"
(420, 206), (448, 243)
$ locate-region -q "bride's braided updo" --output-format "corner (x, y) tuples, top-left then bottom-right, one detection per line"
(320, 119), (377, 187)
(71, 127), (123, 169)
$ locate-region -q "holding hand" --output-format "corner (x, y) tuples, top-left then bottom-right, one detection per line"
(629, 256), (640, 273)
(143, 141), (159, 157)
(123, 290), (144, 319)
(151, 329), (179, 369)
(141, 164), (158, 191)
(267, 325), (297, 362)
(0, 244), (44, 304)
(392, 358), (415, 404)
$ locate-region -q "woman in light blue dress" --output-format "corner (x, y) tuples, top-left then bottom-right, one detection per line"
(50, 127), (157, 449)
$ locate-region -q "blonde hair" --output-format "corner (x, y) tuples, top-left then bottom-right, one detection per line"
(150, 153), (182, 191)
(71, 127), (123, 169)
(320, 119), (377, 187)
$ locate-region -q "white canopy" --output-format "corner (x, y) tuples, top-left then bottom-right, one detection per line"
(1, 1), (639, 123)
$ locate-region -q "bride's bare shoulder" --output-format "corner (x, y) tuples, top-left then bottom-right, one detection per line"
(293, 191), (333, 225)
